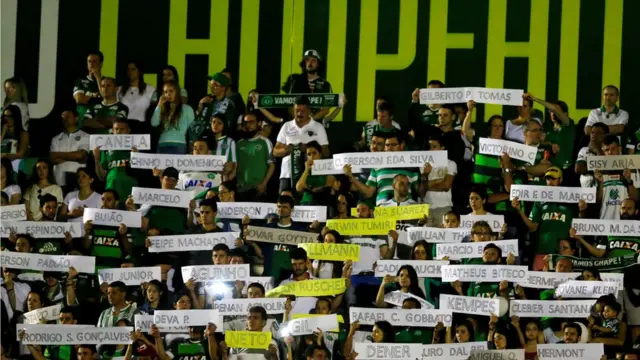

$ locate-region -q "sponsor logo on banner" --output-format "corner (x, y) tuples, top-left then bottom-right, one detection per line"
(90, 134), (150, 150)
(147, 232), (238, 252)
(509, 185), (597, 203)
(374, 260), (448, 278)
(509, 300), (596, 318)
(479, 138), (537, 164)
(332, 151), (448, 169)
(130, 152), (225, 171)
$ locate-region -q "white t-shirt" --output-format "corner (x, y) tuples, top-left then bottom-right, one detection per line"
(2, 184), (21, 200)
(585, 107), (629, 128)
(50, 130), (90, 186)
(276, 119), (329, 179)
(423, 160), (457, 208)
(600, 174), (627, 220)
(24, 184), (63, 221)
(312, 260), (334, 279)
(576, 146), (597, 188)
(505, 117), (542, 144)
(117, 85), (155, 122)
(63, 191), (102, 222)
(347, 236), (387, 274)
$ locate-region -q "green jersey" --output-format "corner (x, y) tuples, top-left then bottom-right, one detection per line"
(529, 202), (575, 254)
(90, 225), (131, 269)
(236, 136), (274, 191)
(73, 76), (101, 119)
(363, 119), (401, 148)
(301, 174), (327, 205)
(145, 206), (187, 235)
(607, 235), (640, 257)
(366, 168), (419, 205)
(545, 123), (575, 169)
(44, 345), (74, 360)
(83, 101), (129, 130)
(100, 150), (137, 202)
(417, 106), (440, 126)
(36, 239), (63, 255)
(169, 340), (209, 360)
(467, 282), (500, 298)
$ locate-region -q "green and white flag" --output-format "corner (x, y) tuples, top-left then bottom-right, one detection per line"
(257, 93), (340, 108)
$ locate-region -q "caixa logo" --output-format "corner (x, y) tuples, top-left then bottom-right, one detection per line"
(1, 0), (59, 119)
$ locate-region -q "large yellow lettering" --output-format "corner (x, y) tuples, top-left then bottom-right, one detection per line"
(356, 0), (418, 121)
(99, 0), (119, 77)
(280, 0), (305, 90)
(167, 0), (229, 93)
(557, 0), (584, 120)
(601, 0), (623, 95)
(484, 0), (549, 117)
(238, 0), (260, 99)
(325, 0), (347, 121)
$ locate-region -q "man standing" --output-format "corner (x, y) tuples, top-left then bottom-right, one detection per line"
(236, 111), (275, 201)
(73, 51), (103, 119)
(82, 77), (129, 131)
(192, 72), (237, 144)
(222, 306), (279, 360)
(575, 122), (609, 187)
(584, 85), (629, 136)
(360, 102), (401, 150)
(93, 119), (137, 201)
(282, 49), (333, 121)
(97, 281), (140, 327)
(273, 96), (329, 192)
(50, 108), (89, 188)
(409, 80), (444, 130)
(596, 135), (638, 219)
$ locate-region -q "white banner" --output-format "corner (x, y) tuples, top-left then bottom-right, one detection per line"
(441, 265), (528, 283)
(154, 310), (221, 328)
(244, 277), (275, 294)
(131, 187), (193, 208)
(279, 314), (339, 338)
(355, 343), (422, 360)
(419, 87), (523, 106)
(1, 252), (95, 273)
(0, 221), (82, 238)
(181, 264), (250, 283)
(349, 307), (452, 327)
(83, 208), (141, 228)
(216, 202), (327, 222)
(1, 204), (26, 221)
(214, 298), (287, 316)
(537, 343), (604, 360)
(311, 159), (361, 175)
(333, 151), (448, 169)
(19, 324), (132, 345)
(478, 138), (537, 164)
(23, 304), (62, 324)
(406, 227), (468, 244)
(517, 271), (580, 289)
(509, 185), (597, 204)
(459, 214), (504, 232)
(374, 260), (449, 278)
(147, 232), (239, 253)
(572, 218), (640, 236)
(384, 290), (434, 309)
(435, 239), (518, 260)
(421, 342), (489, 360)
(586, 155), (640, 171)
(90, 134), (150, 150)
(470, 350), (524, 360)
(600, 272), (624, 286)
(439, 294), (503, 317)
(130, 152), (226, 171)
(245, 226), (318, 245)
(98, 266), (161, 286)
(134, 314), (219, 333)
(509, 300), (596, 318)
(555, 280), (621, 299)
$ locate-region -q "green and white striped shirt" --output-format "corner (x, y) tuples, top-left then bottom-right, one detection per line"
(97, 303), (140, 327)
(366, 168), (420, 205)
(215, 135), (237, 163)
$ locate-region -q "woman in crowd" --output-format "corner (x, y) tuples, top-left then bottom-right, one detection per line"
(151, 80), (194, 154)
(344, 320), (394, 356)
(513, 318), (544, 360)
(152, 65), (188, 103)
(3, 77), (30, 130)
(118, 60), (154, 133)
(1, 158), (21, 204)
(443, 319), (476, 344)
(23, 159), (63, 220)
(410, 239), (440, 306)
(1, 104), (29, 160)
(311, 230), (345, 279)
(489, 322), (514, 350)
(205, 113), (236, 181)
(58, 167), (101, 222)
(468, 187), (493, 217)
(296, 141), (335, 205)
(139, 280), (169, 314)
(375, 265), (426, 308)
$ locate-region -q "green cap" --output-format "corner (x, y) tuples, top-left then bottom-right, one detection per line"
(207, 72), (230, 87)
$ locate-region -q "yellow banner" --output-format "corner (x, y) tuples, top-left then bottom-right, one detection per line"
(298, 243), (360, 261)
(350, 204), (430, 220)
(266, 278), (346, 298)
(326, 218), (396, 235)
(225, 331), (272, 349)
(291, 314), (344, 332)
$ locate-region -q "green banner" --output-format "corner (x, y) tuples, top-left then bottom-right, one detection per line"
(290, 144), (306, 190)
(257, 94), (340, 108)
(550, 254), (639, 272)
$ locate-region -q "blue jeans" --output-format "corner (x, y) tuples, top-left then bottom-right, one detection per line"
(157, 143), (186, 154)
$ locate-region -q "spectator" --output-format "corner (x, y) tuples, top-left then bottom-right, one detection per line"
(176, 136), (222, 192)
(421, 133), (456, 225)
(596, 135), (638, 219)
(201, 113), (237, 180)
(584, 85), (628, 136)
(221, 69), (246, 121)
(575, 122), (609, 187)
(1, 104), (29, 160)
(505, 97), (541, 143)
(526, 93), (575, 170)
(296, 141), (336, 205)
(117, 60), (155, 134)
(93, 119), (138, 201)
(222, 306), (279, 360)
(2, 268), (30, 314)
(23, 159), (63, 221)
(152, 65), (188, 104)
(73, 50), (103, 119)
(3, 76), (30, 130)
(192, 72), (237, 144)
(359, 101), (400, 150)
(1, 158), (21, 204)
(49, 108), (90, 188)
(236, 111), (275, 201)
(82, 76), (129, 132)
(282, 49), (333, 121)
(151, 80), (194, 154)
(375, 265), (426, 308)
(409, 80), (444, 133)
(58, 168), (101, 222)
(97, 281), (140, 327)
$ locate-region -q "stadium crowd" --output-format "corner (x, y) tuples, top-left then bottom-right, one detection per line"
(1, 48), (639, 360)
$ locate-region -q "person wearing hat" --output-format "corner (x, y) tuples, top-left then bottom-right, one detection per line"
(191, 72), (237, 149)
(282, 49), (333, 121)
(511, 166), (586, 270)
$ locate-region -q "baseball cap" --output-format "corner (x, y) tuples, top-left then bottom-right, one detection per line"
(206, 72), (230, 87)
(544, 166), (563, 179)
(304, 49), (322, 61)
(162, 167), (179, 179)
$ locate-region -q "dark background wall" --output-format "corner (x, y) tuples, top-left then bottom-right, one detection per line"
(6, 0), (639, 156)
